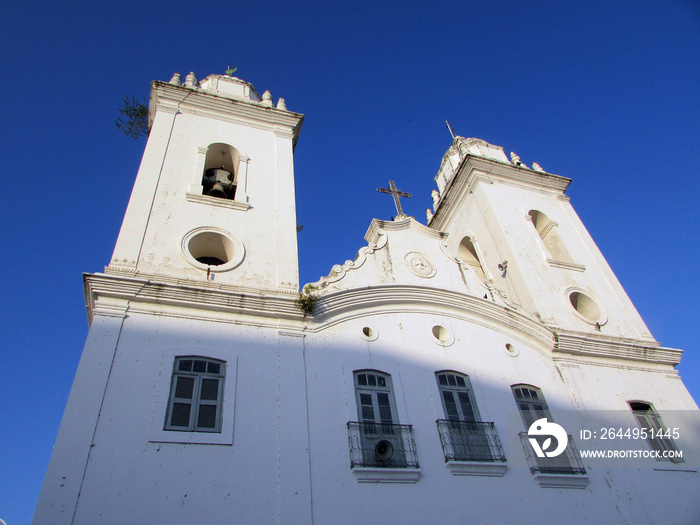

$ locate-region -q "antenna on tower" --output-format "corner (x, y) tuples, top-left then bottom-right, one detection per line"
(445, 120), (456, 140)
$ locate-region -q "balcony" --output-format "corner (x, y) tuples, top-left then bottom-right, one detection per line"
(518, 432), (588, 488)
(436, 419), (507, 476)
(347, 422), (420, 483)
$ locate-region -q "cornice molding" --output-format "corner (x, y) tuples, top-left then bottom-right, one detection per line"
(546, 259), (586, 272)
(185, 192), (251, 211)
(464, 155), (571, 193)
(85, 273), (302, 326)
(151, 82), (304, 146)
(84, 274), (680, 368)
(430, 156), (571, 231)
(553, 331), (681, 366)
(365, 217), (446, 244)
(312, 284), (556, 351)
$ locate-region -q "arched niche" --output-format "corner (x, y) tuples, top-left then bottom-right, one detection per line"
(528, 210), (573, 263)
(201, 143), (241, 200)
(458, 236), (486, 280)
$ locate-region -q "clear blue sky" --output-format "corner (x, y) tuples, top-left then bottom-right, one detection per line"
(1, 1), (699, 523)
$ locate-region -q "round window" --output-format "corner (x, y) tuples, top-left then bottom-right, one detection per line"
(431, 325), (455, 346)
(181, 227), (245, 272)
(566, 289), (606, 325)
(504, 343), (520, 357)
(360, 326), (379, 341)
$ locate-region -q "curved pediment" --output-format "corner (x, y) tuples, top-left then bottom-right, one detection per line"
(306, 217), (511, 308)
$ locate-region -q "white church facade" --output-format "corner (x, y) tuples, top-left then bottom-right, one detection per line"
(34, 72), (699, 524)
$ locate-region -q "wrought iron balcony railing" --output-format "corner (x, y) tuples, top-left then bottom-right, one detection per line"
(347, 421), (419, 468)
(436, 419), (507, 462)
(518, 432), (586, 475)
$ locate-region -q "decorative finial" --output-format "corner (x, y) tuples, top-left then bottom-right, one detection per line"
(510, 152), (522, 166)
(276, 98), (287, 110)
(532, 162), (545, 173)
(169, 73), (181, 86)
(426, 208), (434, 222)
(185, 72), (198, 88)
(261, 90), (273, 107)
(431, 189), (440, 211)
(225, 65), (238, 76)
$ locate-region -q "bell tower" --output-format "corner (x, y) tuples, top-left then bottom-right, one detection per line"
(429, 137), (656, 343)
(108, 72), (304, 292)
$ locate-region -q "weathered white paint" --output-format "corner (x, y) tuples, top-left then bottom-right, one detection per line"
(34, 74), (700, 525)
(108, 74), (303, 293)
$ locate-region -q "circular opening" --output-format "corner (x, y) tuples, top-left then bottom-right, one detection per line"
(181, 228), (245, 273)
(432, 325), (450, 342)
(196, 256), (225, 266)
(569, 291), (601, 322)
(360, 326), (378, 341)
(504, 343), (519, 357)
(505, 343), (520, 357)
(188, 231), (236, 266)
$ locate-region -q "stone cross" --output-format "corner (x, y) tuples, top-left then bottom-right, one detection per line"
(377, 180), (412, 217)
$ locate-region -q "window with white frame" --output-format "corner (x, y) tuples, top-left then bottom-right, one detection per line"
(165, 357), (225, 432)
(512, 384), (585, 476)
(347, 370), (418, 469)
(437, 372), (479, 422)
(355, 371), (398, 433)
(436, 372), (504, 462)
(512, 384), (549, 427)
(629, 401), (683, 462)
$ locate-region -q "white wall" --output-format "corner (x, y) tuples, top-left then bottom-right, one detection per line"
(35, 301), (700, 524)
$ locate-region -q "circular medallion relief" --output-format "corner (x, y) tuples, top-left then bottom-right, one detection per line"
(404, 252), (437, 278)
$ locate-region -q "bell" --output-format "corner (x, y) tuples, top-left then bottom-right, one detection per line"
(207, 182), (227, 198)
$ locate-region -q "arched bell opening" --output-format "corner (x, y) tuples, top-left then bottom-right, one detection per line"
(202, 143), (240, 200)
(528, 209), (573, 263)
(457, 236), (486, 280)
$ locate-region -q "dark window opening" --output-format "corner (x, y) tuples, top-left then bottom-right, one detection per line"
(196, 256), (225, 266)
(166, 356), (225, 433)
(202, 168), (236, 200)
(202, 143), (240, 201)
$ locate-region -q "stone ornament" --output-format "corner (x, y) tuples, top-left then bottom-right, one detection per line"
(532, 162), (545, 172)
(431, 189), (440, 211)
(261, 90), (273, 107)
(510, 151), (522, 166)
(185, 71), (198, 88)
(404, 252), (437, 278)
(308, 229), (389, 289)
